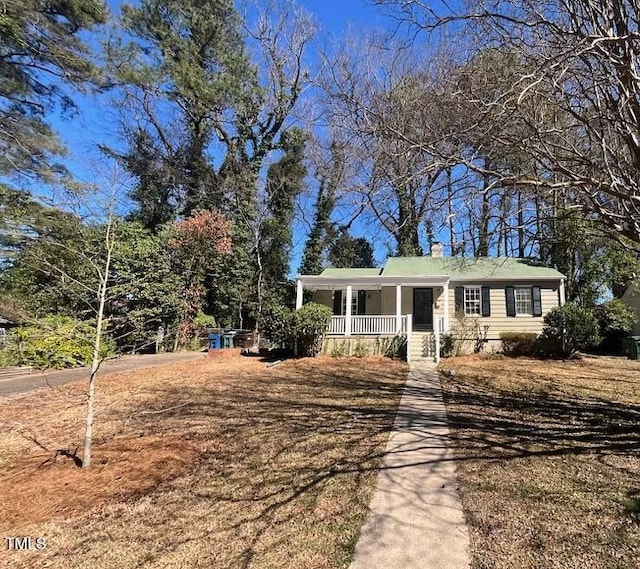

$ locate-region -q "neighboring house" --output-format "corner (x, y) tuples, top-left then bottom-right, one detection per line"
(621, 283), (640, 335)
(295, 246), (566, 362)
(0, 310), (19, 332)
(0, 308), (20, 346)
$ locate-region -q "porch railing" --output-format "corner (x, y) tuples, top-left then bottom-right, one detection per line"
(329, 316), (346, 335)
(328, 315), (408, 336)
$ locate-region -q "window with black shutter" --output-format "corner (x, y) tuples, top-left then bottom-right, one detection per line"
(505, 286), (516, 317)
(532, 286), (542, 316)
(506, 286), (541, 316)
(332, 290), (342, 315)
(454, 287), (464, 317)
(481, 286), (491, 317)
(357, 290), (367, 315)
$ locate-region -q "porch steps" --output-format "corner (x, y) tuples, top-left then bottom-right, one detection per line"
(409, 332), (437, 362)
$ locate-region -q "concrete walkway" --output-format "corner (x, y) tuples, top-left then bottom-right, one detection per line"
(350, 362), (471, 569)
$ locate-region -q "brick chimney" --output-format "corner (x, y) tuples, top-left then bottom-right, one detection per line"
(430, 242), (444, 257)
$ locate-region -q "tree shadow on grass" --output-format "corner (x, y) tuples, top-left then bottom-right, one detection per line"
(435, 369), (640, 568)
(89, 360), (409, 568)
(439, 374), (640, 461)
(56, 360), (640, 568)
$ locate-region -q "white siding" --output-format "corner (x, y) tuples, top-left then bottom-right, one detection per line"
(446, 280), (561, 339)
(313, 280), (562, 340)
(364, 290), (382, 315)
(380, 286), (414, 316)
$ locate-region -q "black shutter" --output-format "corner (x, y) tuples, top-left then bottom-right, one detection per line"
(332, 290), (342, 315)
(481, 286), (491, 317)
(455, 287), (464, 316)
(357, 290), (367, 315)
(505, 286), (516, 317)
(532, 286), (542, 316)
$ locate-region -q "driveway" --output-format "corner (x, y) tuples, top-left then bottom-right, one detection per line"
(0, 352), (206, 398)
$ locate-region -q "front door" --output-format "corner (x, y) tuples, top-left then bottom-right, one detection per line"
(413, 288), (433, 331)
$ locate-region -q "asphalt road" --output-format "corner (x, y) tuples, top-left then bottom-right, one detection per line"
(0, 352), (206, 398)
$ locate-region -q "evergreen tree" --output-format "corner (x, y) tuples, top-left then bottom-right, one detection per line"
(114, 0), (256, 225)
(111, 0), (314, 326)
(299, 183), (335, 275)
(261, 129), (307, 301)
(0, 186), (71, 267)
(0, 0), (106, 184)
(300, 142), (345, 275)
(328, 232), (376, 268)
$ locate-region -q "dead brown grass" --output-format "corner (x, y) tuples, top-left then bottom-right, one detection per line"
(0, 354), (407, 568)
(439, 354), (640, 569)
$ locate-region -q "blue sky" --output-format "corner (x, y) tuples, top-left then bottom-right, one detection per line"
(300, 0), (382, 32)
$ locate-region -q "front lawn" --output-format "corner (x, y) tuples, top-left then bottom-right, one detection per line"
(0, 355), (407, 569)
(439, 355), (640, 569)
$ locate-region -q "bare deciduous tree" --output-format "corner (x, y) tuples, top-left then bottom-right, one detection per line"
(320, 35), (459, 255)
(374, 0), (640, 245)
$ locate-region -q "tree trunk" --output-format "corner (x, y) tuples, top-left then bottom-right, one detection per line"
(83, 220), (113, 469)
(446, 169), (457, 255)
(477, 160), (491, 257)
(517, 190), (525, 258)
(477, 189), (491, 256)
(396, 187), (422, 256)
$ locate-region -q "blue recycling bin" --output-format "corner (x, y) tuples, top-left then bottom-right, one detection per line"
(208, 333), (221, 350)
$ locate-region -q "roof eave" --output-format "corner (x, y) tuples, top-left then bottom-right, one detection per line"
(449, 275), (565, 282)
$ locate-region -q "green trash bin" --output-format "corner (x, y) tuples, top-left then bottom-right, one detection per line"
(626, 336), (640, 360)
(222, 333), (235, 349)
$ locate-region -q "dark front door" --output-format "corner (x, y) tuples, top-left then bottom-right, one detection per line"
(413, 288), (433, 331)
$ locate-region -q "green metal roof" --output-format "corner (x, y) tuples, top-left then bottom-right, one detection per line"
(307, 258), (564, 281)
(382, 257), (564, 280)
(319, 267), (382, 277)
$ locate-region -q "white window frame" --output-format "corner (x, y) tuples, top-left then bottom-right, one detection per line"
(341, 291), (359, 316)
(464, 286), (482, 316)
(514, 286), (533, 316)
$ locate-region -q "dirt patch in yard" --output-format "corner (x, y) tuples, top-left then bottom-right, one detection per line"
(439, 355), (640, 569)
(0, 354), (406, 568)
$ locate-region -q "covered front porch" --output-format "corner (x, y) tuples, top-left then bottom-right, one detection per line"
(295, 273), (451, 362)
(327, 314), (411, 336)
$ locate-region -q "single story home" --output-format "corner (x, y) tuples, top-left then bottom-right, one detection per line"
(621, 283), (640, 335)
(295, 246), (566, 362)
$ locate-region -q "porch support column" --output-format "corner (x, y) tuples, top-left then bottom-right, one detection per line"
(559, 278), (566, 306)
(395, 284), (402, 334)
(443, 282), (449, 332)
(295, 279), (303, 310)
(345, 285), (353, 336)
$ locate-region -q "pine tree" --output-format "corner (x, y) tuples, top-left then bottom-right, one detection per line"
(261, 129), (307, 300)
(114, 0), (256, 226)
(328, 232), (375, 268)
(300, 141), (345, 275)
(0, 0), (106, 184)
(111, 0), (314, 326)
